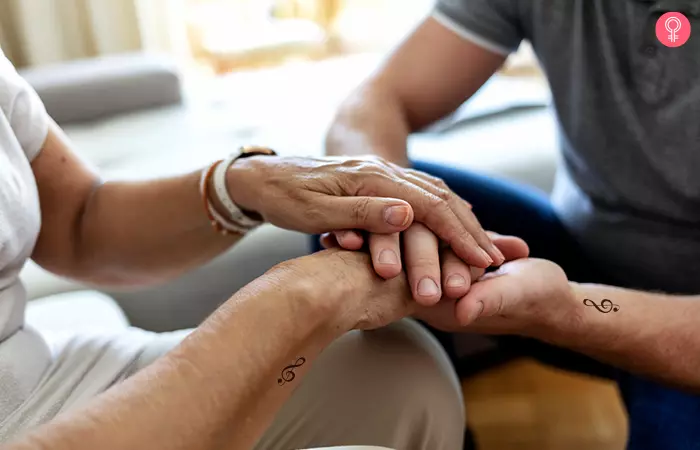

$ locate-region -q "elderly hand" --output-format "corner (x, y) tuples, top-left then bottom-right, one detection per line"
(322, 227), (529, 305)
(227, 155), (504, 268)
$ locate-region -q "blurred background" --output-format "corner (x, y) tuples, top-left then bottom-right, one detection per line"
(2, 1), (627, 449)
(0, 0), (538, 73)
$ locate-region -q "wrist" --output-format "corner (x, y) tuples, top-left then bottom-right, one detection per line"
(525, 281), (586, 345)
(264, 257), (352, 339)
(222, 155), (272, 217)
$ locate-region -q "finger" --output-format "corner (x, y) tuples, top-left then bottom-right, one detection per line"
(454, 268), (518, 326)
(403, 224), (442, 306)
(349, 167), (493, 267)
(440, 249), (472, 300)
(369, 233), (402, 279)
(466, 234), (527, 286)
(488, 232), (530, 260)
(334, 230), (365, 250)
(364, 176), (492, 268)
(407, 171), (505, 265)
(316, 195), (414, 234)
(320, 233), (338, 249)
(470, 265), (486, 282)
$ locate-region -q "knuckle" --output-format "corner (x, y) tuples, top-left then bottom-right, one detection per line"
(369, 155), (390, 166)
(427, 194), (449, 211)
(339, 158), (362, 168)
(434, 178), (449, 190)
(435, 187), (452, 202)
(414, 171), (447, 188)
(351, 197), (372, 223)
(349, 158), (386, 173)
(425, 174), (449, 191)
(355, 173), (396, 197)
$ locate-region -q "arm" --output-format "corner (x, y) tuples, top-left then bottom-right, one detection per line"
(34, 120), (503, 287)
(421, 258), (700, 392)
(6, 250), (412, 450)
(325, 16), (507, 165)
(555, 283), (700, 391)
(31, 124), (242, 287)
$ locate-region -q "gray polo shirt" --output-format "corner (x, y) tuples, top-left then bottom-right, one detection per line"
(434, 0), (700, 292)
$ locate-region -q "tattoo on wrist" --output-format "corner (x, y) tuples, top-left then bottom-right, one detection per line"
(277, 357), (306, 386)
(583, 298), (620, 313)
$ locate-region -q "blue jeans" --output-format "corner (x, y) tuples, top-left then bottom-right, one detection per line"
(310, 159), (700, 449)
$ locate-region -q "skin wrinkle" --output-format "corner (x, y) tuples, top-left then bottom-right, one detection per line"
(350, 196), (373, 225)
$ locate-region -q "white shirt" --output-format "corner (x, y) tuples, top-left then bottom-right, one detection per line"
(0, 48), (52, 418)
(0, 51), (166, 438)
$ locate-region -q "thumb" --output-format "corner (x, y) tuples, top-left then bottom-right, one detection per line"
(455, 270), (521, 325)
(317, 197), (414, 233)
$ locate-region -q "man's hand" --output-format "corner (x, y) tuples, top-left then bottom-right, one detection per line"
(228, 155), (504, 268)
(322, 227), (528, 305)
(416, 258), (578, 337)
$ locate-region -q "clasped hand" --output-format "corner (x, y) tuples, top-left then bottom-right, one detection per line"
(231, 154), (575, 335)
(321, 225), (575, 336)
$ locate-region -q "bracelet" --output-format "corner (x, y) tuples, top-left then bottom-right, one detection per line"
(213, 154), (262, 229)
(199, 160), (248, 235)
(201, 146), (277, 235)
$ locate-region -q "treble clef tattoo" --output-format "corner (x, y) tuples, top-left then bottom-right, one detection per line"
(583, 298), (620, 313)
(277, 357), (306, 386)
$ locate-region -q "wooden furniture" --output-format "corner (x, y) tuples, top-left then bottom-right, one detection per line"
(463, 359), (628, 450)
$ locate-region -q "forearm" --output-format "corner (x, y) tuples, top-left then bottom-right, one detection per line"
(539, 283), (700, 391)
(7, 265), (343, 450)
(326, 80), (412, 165)
(325, 17), (506, 165)
(67, 172), (240, 286)
(32, 126), (243, 286)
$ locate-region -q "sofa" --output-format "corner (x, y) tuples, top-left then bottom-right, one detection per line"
(19, 52), (558, 341)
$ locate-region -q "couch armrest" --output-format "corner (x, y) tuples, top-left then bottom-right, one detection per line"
(20, 53), (183, 124)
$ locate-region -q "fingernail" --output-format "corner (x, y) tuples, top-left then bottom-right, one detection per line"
(481, 248), (494, 265)
(491, 245), (505, 264)
(446, 275), (466, 288)
(384, 205), (411, 227)
(417, 278), (440, 297)
(378, 249), (398, 265)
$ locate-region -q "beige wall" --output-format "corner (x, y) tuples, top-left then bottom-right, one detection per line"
(0, 0), (149, 68)
(0, 0), (23, 65)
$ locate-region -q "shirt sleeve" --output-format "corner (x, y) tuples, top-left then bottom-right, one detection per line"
(432, 0), (523, 56)
(0, 48), (50, 161)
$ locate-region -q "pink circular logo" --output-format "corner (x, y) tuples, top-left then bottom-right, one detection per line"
(656, 12), (691, 47)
